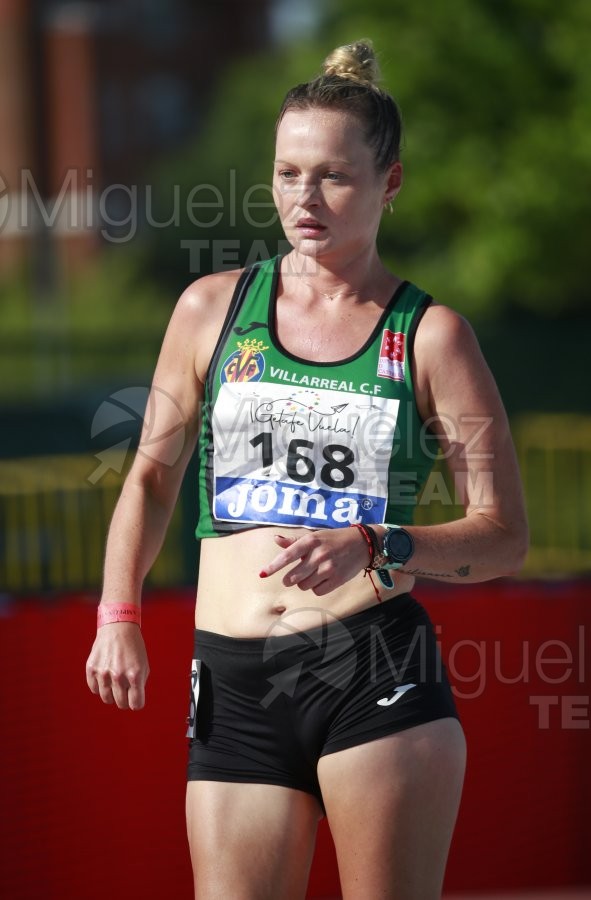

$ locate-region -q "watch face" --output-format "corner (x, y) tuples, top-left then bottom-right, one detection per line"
(385, 528), (414, 563)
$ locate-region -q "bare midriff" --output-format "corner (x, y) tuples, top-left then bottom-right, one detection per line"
(194, 527), (416, 637)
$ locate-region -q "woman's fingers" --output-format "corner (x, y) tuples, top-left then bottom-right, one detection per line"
(86, 624), (149, 710)
(127, 670), (147, 711)
(261, 533), (310, 578)
(95, 674), (116, 705)
(262, 528), (370, 592)
(90, 668), (147, 709)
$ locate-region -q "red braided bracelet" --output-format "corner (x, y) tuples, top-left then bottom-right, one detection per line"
(351, 523), (374, 566)
(350, 524), (382, 602)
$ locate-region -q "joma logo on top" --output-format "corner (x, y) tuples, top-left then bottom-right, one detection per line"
(215, 478), (384, 526)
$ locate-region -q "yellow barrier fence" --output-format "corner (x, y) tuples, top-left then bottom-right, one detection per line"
(1, 414), (589, 592)
(0, 452), (184, 592)
(512, 413), (591, 576)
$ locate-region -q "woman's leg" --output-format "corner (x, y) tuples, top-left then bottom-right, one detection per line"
(317, 718), (466, 900)
(186, 780), (321, 900)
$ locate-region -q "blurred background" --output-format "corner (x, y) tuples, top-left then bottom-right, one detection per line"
(0, 0), (589, 898)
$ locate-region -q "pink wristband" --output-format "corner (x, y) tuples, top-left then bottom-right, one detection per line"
(97, 603), (141, 628)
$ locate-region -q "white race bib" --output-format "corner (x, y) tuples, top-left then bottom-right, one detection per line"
(212, 383), (399, 529)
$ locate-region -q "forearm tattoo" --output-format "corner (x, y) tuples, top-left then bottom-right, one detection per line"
(402, 564), (471, 579)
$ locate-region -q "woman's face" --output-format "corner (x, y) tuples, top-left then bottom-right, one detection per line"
(273, 107), (401, 264)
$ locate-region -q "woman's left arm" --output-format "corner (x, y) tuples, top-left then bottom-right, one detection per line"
(393, 303), (529, 583)
(262, 304), (528, 592)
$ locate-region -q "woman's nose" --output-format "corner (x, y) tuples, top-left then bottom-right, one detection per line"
(296, 179), (320, 208)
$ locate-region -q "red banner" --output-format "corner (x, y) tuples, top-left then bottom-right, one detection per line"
(1, 580), (589, 899)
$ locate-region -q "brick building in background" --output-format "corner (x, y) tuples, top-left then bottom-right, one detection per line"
(0, 0), (272, 274)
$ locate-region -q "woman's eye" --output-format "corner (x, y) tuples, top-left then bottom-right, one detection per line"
(278, 170), (296, 180)
(324, 172), (343, 182)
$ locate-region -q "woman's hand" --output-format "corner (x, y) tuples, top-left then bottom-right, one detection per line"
(260, 527), (372, 596)
(86, 623), (150, 710)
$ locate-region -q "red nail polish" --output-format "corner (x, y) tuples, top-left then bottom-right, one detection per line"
(259, 570), (268, 578)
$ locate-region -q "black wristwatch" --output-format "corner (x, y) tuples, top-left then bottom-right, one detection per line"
(377, 525), (415, 570)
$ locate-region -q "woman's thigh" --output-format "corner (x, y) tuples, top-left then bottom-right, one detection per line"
(186, 780), (321, 900)
(317, 718), (466, 900)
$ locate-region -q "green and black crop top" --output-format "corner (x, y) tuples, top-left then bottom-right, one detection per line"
(195, 255), (436, 538)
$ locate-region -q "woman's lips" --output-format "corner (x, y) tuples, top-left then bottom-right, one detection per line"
(295, 219), (327, 236)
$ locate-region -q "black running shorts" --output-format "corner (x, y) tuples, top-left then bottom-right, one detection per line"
(186, 593), (459, 804)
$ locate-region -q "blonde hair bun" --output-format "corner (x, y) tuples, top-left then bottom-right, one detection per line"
(322, 40), (380, 87)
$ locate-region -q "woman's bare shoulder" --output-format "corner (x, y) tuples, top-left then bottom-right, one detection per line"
(414, 302), (483, 373)
(412, 300), (493, 414)
(417, 300), (474, 343)
(177, 267), (246, 321)
(162, 268), (247, 384)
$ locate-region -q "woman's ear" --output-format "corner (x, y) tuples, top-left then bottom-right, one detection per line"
(384, 161), (403, 206)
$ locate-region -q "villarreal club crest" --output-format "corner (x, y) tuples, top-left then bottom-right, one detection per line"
(221, 338), (269, 384)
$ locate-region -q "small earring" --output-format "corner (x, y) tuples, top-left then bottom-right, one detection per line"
(385, 201), (394, 214)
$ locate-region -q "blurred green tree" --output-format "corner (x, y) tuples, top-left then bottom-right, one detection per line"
(0, 249), (170, 401)
(324, 0), (591, 319)
(147, 0), (590, 322)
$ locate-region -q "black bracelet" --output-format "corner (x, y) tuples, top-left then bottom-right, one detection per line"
(362, 525), (381, 564)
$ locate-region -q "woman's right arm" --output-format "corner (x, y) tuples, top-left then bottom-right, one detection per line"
(85, 270), (240, 710)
